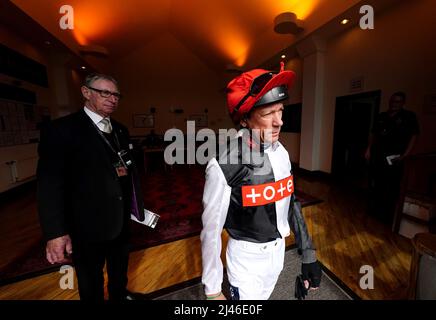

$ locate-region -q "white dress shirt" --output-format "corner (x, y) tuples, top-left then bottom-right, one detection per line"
(84, 106), (112, 133)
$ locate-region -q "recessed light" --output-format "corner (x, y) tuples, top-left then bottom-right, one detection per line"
(281, 55), (286, 59)
(341, 19), (350, 25)
(81, 66), (86, 70)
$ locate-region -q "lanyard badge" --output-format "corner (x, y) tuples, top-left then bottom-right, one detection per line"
(115, 150), (132, 177)
(89, 120), (133, 177)
(115, 164), (128, 177)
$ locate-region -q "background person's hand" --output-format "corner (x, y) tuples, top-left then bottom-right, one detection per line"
(46, 234), (72, 264)
(364, 147), (371, 161)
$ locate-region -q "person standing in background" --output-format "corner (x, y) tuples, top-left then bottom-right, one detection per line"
(365, 91), (419, 225)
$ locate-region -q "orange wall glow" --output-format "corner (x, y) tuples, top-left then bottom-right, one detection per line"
(214, 27), (249, 67)
(174, 1), (251, 68)
(274, 0), (321, 20)
(72, 27), (89, 46)
(71, 3), (117, 43)
(220, 0), (321, 67)
(11, 0), (325, 68)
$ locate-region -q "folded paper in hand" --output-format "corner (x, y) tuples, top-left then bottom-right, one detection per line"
(386, 154), (400, 165)
(131, 209), (160, 228)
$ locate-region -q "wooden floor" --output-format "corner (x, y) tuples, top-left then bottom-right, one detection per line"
(0, 182), (42, 271)
(0, 174), (413, 300)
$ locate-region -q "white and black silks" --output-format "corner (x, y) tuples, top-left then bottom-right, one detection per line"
(200, 130), (320, 300)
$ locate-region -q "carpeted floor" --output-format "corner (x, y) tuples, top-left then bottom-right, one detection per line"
(0, 165), (323, 286)
(152, 248), (352, 300)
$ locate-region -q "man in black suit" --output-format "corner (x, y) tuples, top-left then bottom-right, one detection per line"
(37, 73), (144, 301)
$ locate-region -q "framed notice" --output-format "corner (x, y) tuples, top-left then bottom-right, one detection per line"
(0, 99), (48, 146)
(188, 114), (208, 127)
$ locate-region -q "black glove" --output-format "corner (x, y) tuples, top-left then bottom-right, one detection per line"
(294, 274), (308, 300)
(302, 261), (322, 289)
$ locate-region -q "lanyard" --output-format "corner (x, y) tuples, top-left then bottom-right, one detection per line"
(89, 119), (123, 155)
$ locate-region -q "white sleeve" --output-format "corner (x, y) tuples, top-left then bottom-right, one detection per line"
(200, 158), (231, 295)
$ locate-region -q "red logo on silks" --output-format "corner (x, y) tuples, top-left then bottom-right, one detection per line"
(242, 175), (294, 207)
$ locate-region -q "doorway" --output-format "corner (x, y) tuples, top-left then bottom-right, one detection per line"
(332, 90), (381, 188)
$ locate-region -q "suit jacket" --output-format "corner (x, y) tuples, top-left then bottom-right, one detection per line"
(37, 109), (144, 242)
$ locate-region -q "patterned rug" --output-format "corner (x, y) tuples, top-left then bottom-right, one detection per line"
(0, 165), (322, 286)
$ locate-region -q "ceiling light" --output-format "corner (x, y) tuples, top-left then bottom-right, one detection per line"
(274, 12), (304, 35)
(81, 66), (86, 70)
(341, 19), (350, 25)
(281, 55), (286, 59)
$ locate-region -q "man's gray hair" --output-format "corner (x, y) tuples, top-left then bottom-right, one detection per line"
(83, 73), (118, 88)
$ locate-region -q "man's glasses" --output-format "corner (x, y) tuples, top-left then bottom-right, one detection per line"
(87, 86), (122, 100)
(232, 72), (276, 115)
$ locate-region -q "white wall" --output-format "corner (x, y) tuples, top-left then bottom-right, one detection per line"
(280, 58), (303, 164)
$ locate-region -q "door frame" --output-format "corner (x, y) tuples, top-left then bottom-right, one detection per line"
(331, 90), (381, 177)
